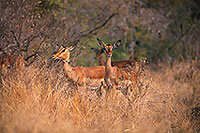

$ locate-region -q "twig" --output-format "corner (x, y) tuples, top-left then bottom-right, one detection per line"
(10, 30), (21, 48)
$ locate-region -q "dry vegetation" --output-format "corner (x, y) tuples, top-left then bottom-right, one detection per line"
(0, 60), (199, 133)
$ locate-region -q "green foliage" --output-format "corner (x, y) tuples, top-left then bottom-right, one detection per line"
(76, 38), (98, 67)
(1, 0), (199, 66)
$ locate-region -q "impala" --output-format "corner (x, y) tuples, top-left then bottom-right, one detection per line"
(91, 45), (148, 93)
(97, 38), (141, 99)
(0, 54), (24, 75)
(91, 47), (138, 68)
(52, 45), (105, 97)
(97, 38), (146, 99)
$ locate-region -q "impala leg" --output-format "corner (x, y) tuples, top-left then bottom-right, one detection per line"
(112, 85), (116, 101)
(82, 76), (86, 88)
(105, 80), (116, 101)
(77, 76), (86, 88)
(96, 88), (102, 97)
(106, 85), (110, 97)
(120, 86), (128, 95)
(104, 78), (110, 98)
(130, 73), (137, 92)
(96, 81), (103, 97)
(105, 84), (112, 101)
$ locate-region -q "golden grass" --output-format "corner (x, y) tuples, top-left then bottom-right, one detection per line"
(0, 60), (199, 133)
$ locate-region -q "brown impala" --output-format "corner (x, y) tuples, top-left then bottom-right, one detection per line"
(52, 45), (105, 97)
(0, 54), (24, 75)
(96, 38), (143, 100)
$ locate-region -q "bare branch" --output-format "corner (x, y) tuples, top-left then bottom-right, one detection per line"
(80, 13), (117, 38)
(25, 52), (39, 62)
(24, 36), (46, 62)
(10, 30), (21, 48)
(73, 13), (118, 45)
(0, 47), (7, 55)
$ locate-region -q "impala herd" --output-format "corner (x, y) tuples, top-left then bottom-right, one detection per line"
(0, 38), (147, 100)
(53, 38), (147, 99)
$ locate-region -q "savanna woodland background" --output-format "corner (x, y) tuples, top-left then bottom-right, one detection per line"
(0, 0), (200, 132)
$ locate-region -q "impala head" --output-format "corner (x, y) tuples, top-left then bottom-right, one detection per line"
(140, 57), (149, 66)
(91, 47), (104, 59)
(135, 57), (149, 74)
(97, 38), (121, 58)
(52, 45), (75, 62)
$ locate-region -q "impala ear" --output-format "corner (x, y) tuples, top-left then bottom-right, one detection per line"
(91, 48), (97, 52)
(56, 45), (64, 53)
(57, 45), (63, 50)
(52, 45), (64, 58)
(57, 44), (60, 48)
(97, 38), (107, 48)
(112, 40), (121, 49)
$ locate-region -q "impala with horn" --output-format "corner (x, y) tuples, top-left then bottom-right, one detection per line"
(96, 38), (143, 100)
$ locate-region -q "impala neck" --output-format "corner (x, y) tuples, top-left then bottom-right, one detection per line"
(99, 54), (105, 66)
(105, 56), (112, 71)
(135, 62), (142, 74)
(63, 60), (73, 77)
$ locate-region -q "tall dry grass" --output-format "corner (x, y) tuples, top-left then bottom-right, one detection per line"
(0, 60), (199, 133)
